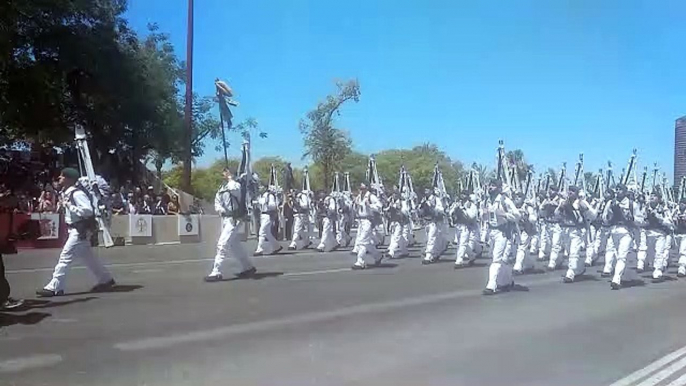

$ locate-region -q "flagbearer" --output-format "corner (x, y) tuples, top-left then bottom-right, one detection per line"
(205, 167), (257, 282)
(37, 168), (115, 297)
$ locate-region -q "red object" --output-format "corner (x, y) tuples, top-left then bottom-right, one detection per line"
(0, 213), (67, 250)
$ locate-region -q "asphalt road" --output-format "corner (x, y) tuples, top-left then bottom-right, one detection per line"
(3, 234), (686, 386)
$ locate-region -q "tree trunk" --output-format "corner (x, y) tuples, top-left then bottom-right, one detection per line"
(322, 161), (331, 192)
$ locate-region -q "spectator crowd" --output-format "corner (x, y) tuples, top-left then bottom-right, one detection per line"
(0, 147), (195, 216)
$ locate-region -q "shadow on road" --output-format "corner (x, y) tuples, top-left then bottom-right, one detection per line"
(369, 263), (398, 269)
(17, 297), (98, 310)
(510, 284), (529, 292)
(0, 312), (51, 328)
(66, 284), (144, 297)
(217, 272), (285, 282)
(574, 274), (601, 282)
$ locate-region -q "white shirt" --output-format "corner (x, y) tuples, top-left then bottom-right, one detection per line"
(259, 191), (278, 213)
(62, 186), (93, 225)
(355, 192), (381, 218)
(484, 194), (520, 227)
(215, 179), (241, 216)
(294, 192), (311, 214)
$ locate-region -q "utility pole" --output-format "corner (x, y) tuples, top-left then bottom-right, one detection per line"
(182, 0), (194, 192)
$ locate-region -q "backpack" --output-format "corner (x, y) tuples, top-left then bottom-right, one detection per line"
(68, 185), (100, 235)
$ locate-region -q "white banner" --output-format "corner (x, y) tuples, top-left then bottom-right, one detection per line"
(30, 213), (60, 240)
(129, 214), (153, 238)
(178, 214), (199, 236)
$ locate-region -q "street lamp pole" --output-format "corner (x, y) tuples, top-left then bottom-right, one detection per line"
(182, 0), (194, 192)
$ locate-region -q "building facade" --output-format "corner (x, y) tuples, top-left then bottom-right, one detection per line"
(675, 116), (686, 186)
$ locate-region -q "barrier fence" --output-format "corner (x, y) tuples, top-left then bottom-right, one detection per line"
(1, 213), (228, 250)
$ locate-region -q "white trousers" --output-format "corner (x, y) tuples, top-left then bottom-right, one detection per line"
(354, 219), (380, 267)
(677, 235), (686, 276)
(486, 228), (513, 291)
(514, 230), (535, 272)
(538, 222), (550, 259)
(289, 214), (310, 249)
(317, 217), (338, 252)
(45, 228), (113, 292)
(424, 222), (441, 261)
(590, 226), (611, 265)
(211, 218), (253, 276)
(547, 224), (564, 269)
(256, 214), (280, 254)
(387, 221), (408, 258)
(609, 226), (637, 285)
(402, 222), (414, 248)
(336, 215), (351, 247)
(456, 224), (481, 265)
(563, 228), (586, 280)
(638, 229), (669, 279)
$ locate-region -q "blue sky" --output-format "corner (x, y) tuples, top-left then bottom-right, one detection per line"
(125, 0), (686, 179)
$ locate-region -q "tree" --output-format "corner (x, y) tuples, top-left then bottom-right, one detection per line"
(163, 158), (240, 201)
(372, 144), (465, 195)
(583, 171), (596, 192)
(472, 163), (495, 187)
(300, 79), (360, 191)
(546, 168), (559, 188)
(506, 149), (533, 185)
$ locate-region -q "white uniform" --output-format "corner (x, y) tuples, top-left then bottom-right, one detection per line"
(603, 197), (643, 287)
(317, 196), (338, 252)
(353, 192), (383, 268)
(423, 195), (445, 262)
(209, 180), (254, 277)
(514, 203), (537, 273)
(386, 197), (409, 258)
(43, 186), (113, 293)
(255, 191), (281, 255)
(484, 193), (521, 292)
(336, 196), (352, 247)
(639, 204), (672, 280)
(558, 198), (597, 281)
(289, 192), (312, 250)
(452, 201), (481, 267)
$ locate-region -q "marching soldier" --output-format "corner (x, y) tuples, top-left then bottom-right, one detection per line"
(421, 188), (445, 265)
(37, 168), (115, 296)
(205, 168), (256, 282)
(673, 198), (686, 278)
(482, 179), (521, 295)
(451, 190), (481, 268)
(336, 193), (353, 248)
(316, 192), (339, 252)
(289, 189), (313, 250)
(513, 192), (537, 275)
(352, 183), (384, 269)
(557, 186), (597, 283)
(254, 185), (282, 256)
(602, 184), (644, 290)
(386, 188), (409, 258)
(640, 190), (672, 281)
(539, 187), (564, 271)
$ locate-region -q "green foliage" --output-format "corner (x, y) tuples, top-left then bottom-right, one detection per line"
(163, 159), (239, 201)
(373, 144), (464, 195)
(300, 80), (360, 190)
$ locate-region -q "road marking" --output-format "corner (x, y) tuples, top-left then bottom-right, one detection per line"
(283, 268), (353, 277)
(132, 268), (165, 274)
(6, 258), (215, 274)
(0, 354), (63, 373)
(664, 373), (686, 386)
(5, 250), (352, 274)
(114, 276), (561, 352)
(609, 345), (686, 386)
(635, 356), (686, 386)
